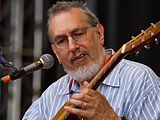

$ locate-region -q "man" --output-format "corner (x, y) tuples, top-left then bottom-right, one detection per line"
(23, 1), (160, 120)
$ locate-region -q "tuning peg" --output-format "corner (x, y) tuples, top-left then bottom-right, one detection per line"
(141, 30), (146, 35)
(131, 36), (136, 41)
(144, 43), (151, 49)
(148, 30), (154, 36)
(150, 23), (156, 28)
(131, 36), (134, 39)
(155, 38), (159, 45)
(129, 43), (134, 48)
(139, 37), (144, 42)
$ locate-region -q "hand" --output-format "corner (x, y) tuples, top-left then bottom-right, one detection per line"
(64, 88), (121, 120)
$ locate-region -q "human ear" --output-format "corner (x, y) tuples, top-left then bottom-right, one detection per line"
(51, 44), (62, 64)
(96, 24), (104, 45)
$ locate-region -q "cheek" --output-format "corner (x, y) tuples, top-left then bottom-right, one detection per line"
(88, 39), (104, 59)
(56, 51), (72, 66)
(57, 52), (67, 62)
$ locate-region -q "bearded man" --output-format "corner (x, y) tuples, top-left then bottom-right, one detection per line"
(23, 1), (160, 120)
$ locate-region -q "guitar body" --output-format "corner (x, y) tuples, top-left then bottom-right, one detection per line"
(52, 102), (82, 120)
(64, 114), (81, 120)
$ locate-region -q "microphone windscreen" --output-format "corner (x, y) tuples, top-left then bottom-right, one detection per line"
(40, 54), (54, 69)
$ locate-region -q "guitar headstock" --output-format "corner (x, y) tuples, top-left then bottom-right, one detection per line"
(121, 20), (160, 54)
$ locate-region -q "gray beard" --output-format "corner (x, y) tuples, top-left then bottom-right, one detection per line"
(64, 50), (106, 82)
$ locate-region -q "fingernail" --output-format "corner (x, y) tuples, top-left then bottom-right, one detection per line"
(64, 106), (68, 110)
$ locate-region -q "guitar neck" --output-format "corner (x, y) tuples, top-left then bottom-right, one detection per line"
(87, 47), (126, 90)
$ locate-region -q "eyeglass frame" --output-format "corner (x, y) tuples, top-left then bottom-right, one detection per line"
(50, 25), (96, 49)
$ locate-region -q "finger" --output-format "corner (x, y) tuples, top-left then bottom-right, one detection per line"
(69, 99), (88, 109)
(83, 89), (106, 99)
(81, 88), (99, 97)
(72, 92), (91, 102)
(72, 89), (101, 102)
(64, 105), (89, 118)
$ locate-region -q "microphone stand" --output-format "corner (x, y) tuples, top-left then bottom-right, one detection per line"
(0, 54), (19, 84)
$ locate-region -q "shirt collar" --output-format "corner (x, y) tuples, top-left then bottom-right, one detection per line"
(102, 61), (121, 87)
(102, 49), (121, 87)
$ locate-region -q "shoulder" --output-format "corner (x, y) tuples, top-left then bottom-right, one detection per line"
(22, 99), (40, 120)
(117, 59), (160, 117)
(41, 74), (71, 98)
(22, 74), (72, 119)
(119, 59), (160, 86)
(120, 59), (153, 71)
(46, 74), (71, 90)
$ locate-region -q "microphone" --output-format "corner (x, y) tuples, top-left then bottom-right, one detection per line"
(0, 54), (54, 83)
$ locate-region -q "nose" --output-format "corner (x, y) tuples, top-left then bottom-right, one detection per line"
(68, 36), (79, 52)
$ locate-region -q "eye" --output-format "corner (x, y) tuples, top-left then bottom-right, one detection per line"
(55, 37), (67, 45)
(75, 32), (84, 36)
(72, 31), (85, 38)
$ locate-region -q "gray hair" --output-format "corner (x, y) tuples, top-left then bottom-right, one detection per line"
(48, 1), (100, 42)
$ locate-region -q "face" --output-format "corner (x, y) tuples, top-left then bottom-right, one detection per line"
(49, 8), (105, 72)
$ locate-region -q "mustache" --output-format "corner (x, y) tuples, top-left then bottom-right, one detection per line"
(70, 49), (89, 62)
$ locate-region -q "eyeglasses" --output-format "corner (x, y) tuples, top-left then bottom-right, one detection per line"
(51, 26), (95, 49)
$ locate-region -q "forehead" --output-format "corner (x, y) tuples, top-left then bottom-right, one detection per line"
(49, 8), (89, 36)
